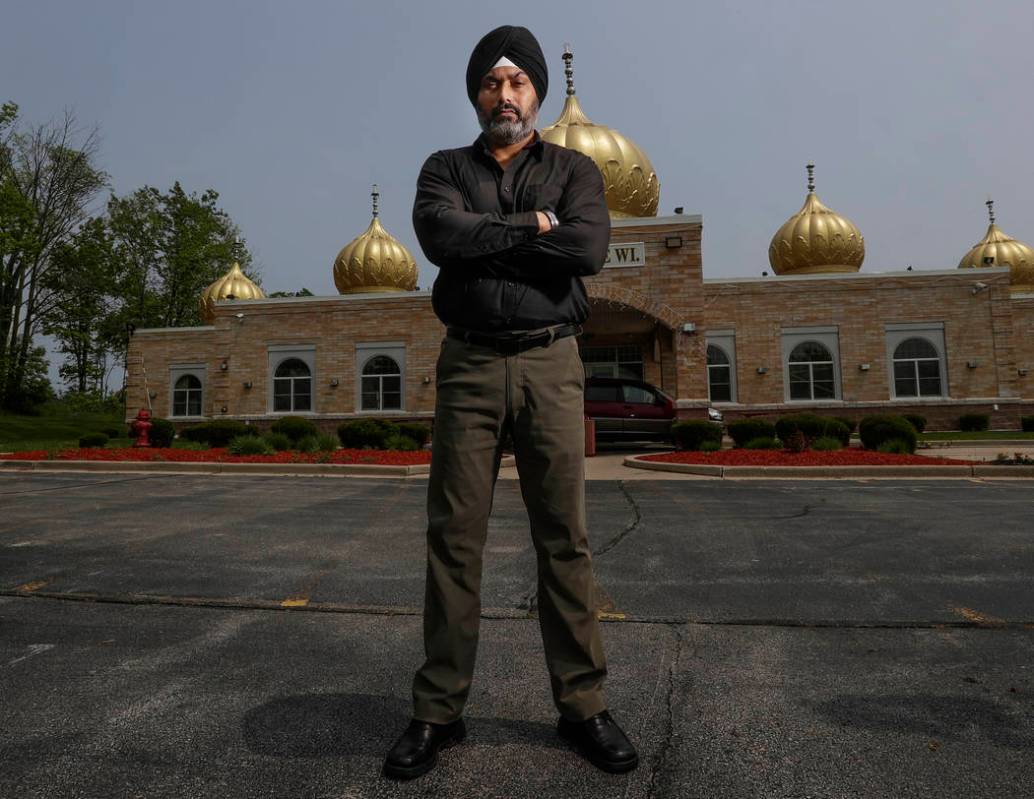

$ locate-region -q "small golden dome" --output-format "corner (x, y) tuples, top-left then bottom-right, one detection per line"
(333, 185), (418, 294)
(768, 164), (865, 275)
(957, 199), (1034, 292)
(540, 47), (659, 218)
(199, 260), (265, 323)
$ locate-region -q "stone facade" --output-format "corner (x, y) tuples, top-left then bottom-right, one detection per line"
(126, 215), (1034, 432)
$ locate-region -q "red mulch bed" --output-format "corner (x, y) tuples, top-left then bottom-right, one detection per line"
(640, 448), (976, 467)
(1, 447), (431, 466)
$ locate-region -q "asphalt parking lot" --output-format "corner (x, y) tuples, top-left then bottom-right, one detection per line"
(2, 472), (1032, 798)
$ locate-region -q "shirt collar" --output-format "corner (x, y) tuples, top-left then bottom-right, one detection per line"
(474, 129), (543, 161)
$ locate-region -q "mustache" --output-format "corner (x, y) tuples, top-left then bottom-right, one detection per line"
(492, 103), (523, 120)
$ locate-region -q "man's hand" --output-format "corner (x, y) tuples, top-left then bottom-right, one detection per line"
(535, 211), (552, 235)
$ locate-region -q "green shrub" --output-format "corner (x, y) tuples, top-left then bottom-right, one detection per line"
(148, 417), (176, 448)
(699, 439), (722, 452)
(338, 419), (397, 449)
(180, 420), (254, 447)
(745, 436), (781, 450)
(295, 434), (320, 453)
(902, 413), (927, 433)
(262, 431), (292, 451)
(1021, 416), (1034, 433)
(171, 439), (207, 451)
(101, 425), (124, 438)
(670, 420), (723, 451)
(858, 415), (917, 454)
(271, 415), (319, 443)
(811, 436), (843, 451)
(316, 433), (339, 452)
(775, 414), (850, 447)
(228, 435), (275, 456)
(384, 432), (420, 451)
(877, 439), (912, 455)
(727, 419), (776, 447)
(78, 432), (108, 448)
(397, 422), (431, 447)
(832, 415), (857, 434)
(958, 413), (990, 432)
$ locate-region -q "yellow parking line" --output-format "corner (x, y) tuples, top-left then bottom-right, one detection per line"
(280, 598), (309, 608)
(950, 605), (1006, 627)
(15, 580), (50, 592)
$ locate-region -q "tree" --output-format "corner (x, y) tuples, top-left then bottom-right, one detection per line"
(0, 102), (108, 410)
(268, 287), (313, 297)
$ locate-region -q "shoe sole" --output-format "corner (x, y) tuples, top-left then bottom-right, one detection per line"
(557, 725), (639, 774)
(382, 726), (466, 780)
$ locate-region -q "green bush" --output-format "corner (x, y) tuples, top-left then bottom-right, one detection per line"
(262, 431), (292, 451)
(775, 414), (850, 446)
(148, 417), (176, 448)
(903, 413), (927, 433)
(858, 415), (917, 454)
(670, 420), (723, 451)
(338, 419), (396, 449)
(295, 434), (320, 453)
(271, 415), (319, 443)
(180, 420), (255, 447)
(78, 432), (108, 448)
(832, 415), (857, 434)
(699, 439), (722, 452)
(316, 433), (339, 452)
(228, 435), (275, 456)
(397, 422), (431, 447)
(811, 436), (843, 451)
(101, 425), (124, 438)
(745, 436), (781, 450)
(171, 439), (207, 451)
(877, 439), (913, 455)
(958, 413), (990, 432)
(727, 419), (776, 448)
(384, 432), (420, 451)
(1021, 416), (1034, 433)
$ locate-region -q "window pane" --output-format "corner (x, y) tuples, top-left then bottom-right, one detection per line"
(294, 378), (311, 396)
(813, 379), (836, 399)
(361, 392), (380, 410)
(917, 360), (940, 380)
(788, 363), (811, 383)
(382, 392), (402, 409)
(586, 385), (620, 402)
(893, 361), (914, 381)
(789, 341), (832, 363)
(709, 365), (731, 402)
(789, 380), (813, 400)
(293, 392), (311, 411)
(623, 385), (654, 404)
(363, 355), (400, 376)
(382, 376), (401, 392)
(175, 374), (201, 390)
(173, 396), (186, 416)
(812, 363), (835, 384)
(707, 345), (729, 366)
(274, 394), (292, 411)
(187, 393), (202, 415)
(895, 377), (918, 397)
(895, 337), (938, 360)
(275, 358), (310, 378)
(918, 377), (942, 396)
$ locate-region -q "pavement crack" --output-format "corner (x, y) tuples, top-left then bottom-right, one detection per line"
(592, 481), (642, 558)
(645, 626), (683, 799)
(0, 475), (163, 496)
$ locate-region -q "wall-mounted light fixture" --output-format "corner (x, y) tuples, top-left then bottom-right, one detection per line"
(681, 322), (697, 334)
(233, 312), (245, 323)
(1019, 368), (1030, 376)
(220, 360), (228, 371)
(859, 363), (871, 371)
(971, 281), (989, 295)
(966, 360), (980, 369)
(756, 366), (768, 375)
(673, 206), (684, 214)
(665, 236), (683, 249)
(220, 405), (228, 413)
(329, 378), (339, 388)
(242, 380), (253, 389)
(422, 376), (432, 384)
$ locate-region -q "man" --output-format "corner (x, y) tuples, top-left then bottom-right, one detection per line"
(382, 25), (638, 779)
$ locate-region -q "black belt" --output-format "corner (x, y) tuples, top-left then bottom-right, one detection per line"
(446, 323), (581, 355)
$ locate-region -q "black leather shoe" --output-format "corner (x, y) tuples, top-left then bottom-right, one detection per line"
(557, 710), (638, 773)
(383, 718), (466, 780)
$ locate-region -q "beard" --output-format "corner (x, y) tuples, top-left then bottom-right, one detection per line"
(477, 98), (539, 145)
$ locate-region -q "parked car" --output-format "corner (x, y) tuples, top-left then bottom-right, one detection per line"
(584, 376), (677, 443)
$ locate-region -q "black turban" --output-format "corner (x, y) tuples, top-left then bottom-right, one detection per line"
(465, 25), (548, 106)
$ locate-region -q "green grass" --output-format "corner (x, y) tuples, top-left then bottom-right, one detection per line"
(919, 430), (1034, 441)
(0, 407), (125, 453)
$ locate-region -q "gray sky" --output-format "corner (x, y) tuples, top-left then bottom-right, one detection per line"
(5, 0), (1034, 383)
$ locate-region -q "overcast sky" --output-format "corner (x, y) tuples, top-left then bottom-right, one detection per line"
(6, 0), (1034, 381)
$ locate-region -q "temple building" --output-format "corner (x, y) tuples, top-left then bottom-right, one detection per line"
(126, 53), (1034, 432)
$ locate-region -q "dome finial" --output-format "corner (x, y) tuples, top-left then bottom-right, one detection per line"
(371, 184), (380, 218)
(806, 163), (815, 194)
(562, 43), (575, 96)
(986, 196), (995, 225)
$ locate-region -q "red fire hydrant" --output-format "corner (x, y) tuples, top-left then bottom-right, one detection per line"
(129, 408), (153, 448)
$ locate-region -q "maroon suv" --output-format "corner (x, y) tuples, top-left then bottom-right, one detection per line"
(583, 377), (676, 443)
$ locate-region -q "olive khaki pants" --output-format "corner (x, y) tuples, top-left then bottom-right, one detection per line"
(412, 331), (608, 724)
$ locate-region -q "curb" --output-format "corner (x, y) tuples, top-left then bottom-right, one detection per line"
(622, 454), (1034, 479)
(920, 439), (1034, 448)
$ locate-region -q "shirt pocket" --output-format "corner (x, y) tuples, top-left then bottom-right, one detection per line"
(522, 183), (564, 213)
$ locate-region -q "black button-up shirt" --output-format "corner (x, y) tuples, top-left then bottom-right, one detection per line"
(412, 130), (610, 333)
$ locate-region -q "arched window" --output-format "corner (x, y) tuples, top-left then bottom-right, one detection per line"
(707, 345), (733, 402)
(893, 337), (942, 397)
(172, 374), (203, 416)
(273, 358), (312, 412)
(361, 355), (402, 411)
(788, 341), (836, 400)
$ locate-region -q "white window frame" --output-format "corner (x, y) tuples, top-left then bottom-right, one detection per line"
(781, 327), (842, 403)
(169, 364), (206, 419)
(267, 345), (316, 414)
(885, 323), (948, 400)
(705, 330), (737, 403)
(355, 342), (406, 413)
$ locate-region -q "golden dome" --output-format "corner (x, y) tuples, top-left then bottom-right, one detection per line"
(540, 48), (659, 218)
(768, 164), (865, 275)
(957, 200), (1034, 292)
(199, 260), (265, 323)
(333, 185), (418, 294)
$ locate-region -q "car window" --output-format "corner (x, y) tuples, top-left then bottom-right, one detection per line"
(622, 385), (655, 404)
(585, 384), (621, 402)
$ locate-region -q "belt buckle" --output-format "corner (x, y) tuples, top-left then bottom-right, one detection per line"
(497, 336), (522, 356)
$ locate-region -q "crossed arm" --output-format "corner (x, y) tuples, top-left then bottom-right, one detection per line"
(411, 151), (610, 280)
